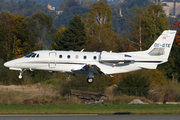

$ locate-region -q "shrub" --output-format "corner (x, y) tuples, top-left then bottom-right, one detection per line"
(116, 70), (151, 97)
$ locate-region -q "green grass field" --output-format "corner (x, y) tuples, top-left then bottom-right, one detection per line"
(0, 104), (180, 114)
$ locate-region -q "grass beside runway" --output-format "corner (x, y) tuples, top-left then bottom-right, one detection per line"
(0, 104), (180, 114)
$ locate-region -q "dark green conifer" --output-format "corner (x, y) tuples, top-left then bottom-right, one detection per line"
(55, 14), (86, 51)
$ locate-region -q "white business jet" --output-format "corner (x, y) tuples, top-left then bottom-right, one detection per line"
(4, 30), (176, 84)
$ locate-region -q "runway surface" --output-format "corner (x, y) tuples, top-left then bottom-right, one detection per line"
(0, 114), (180, 120)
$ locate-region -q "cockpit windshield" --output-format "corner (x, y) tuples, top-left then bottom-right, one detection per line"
(25, 53), (34, 57)
(25, 53), (38, 58)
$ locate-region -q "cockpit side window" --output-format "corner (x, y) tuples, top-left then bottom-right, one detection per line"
(25, 53), (38, 58)
(31, 53), (36, 58)
(25, 53), (34, 58)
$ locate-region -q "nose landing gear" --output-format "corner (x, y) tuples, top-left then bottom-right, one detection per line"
(18, 74), (22, 79)
(18, 69), (26, 79)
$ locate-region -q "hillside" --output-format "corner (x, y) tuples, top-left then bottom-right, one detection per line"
(5, 0), (63, 9)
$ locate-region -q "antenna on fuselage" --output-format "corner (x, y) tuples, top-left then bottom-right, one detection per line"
(80, 49), (84, 52)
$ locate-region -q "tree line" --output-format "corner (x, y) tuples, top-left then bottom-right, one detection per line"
(1, 0), (157, 36)
(0, 1), (180, 99)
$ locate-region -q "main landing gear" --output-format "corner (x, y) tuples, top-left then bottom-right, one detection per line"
(86, 65), (94, 84)
(87, 77), (94, 84)
(18, 69), (26, 79)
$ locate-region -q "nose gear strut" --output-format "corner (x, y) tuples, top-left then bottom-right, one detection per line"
(18, 69), (26, 79)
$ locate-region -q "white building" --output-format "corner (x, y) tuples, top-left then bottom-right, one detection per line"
(47, 4), (55, 11)
(56, 10), (63, 15)
(160, 0), (180, 17)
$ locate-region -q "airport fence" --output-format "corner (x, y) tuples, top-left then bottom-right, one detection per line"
(0, 86), (180, 105)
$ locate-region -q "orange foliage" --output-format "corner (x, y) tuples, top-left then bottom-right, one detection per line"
(172, 19), (180, 47)
(147, 70), (166, 88)
(57, 25), (66, 34)
(123, 44), (133, 52)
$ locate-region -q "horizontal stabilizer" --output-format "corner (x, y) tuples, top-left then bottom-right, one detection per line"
(149, 48), (165, 55)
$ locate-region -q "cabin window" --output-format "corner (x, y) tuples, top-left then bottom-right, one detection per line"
(75, 55), (79, 59)
(93, 56), (97, 60)
(67, 55), (70, 59)
(36, 54), (39, 58)
(59, 55), (62, 58)
(84, 56), (87, 59)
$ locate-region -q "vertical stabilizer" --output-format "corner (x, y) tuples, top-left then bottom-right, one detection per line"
(147, 30), (176, 62)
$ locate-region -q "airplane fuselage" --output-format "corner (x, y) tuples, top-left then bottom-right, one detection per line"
(4, 30), (177, 83)
(6, 50), (164, 75)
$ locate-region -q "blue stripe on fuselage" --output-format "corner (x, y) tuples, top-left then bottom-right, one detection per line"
(134, 61), (162, 63)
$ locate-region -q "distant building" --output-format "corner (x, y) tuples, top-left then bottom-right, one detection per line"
(152, 0), (180, 17)
(119, 8), (123, 17)
(160, 0), (180, 17)
(163, 3), (170, 17)
(47, 4), (63, 16)
(47, 4), (55, 11)
(56, 10), (63, 15)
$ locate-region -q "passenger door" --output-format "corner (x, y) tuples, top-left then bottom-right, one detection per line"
(49, 52), (56, 68)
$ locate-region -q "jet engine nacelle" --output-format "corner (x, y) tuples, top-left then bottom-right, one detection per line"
(99, 51), (133, 64)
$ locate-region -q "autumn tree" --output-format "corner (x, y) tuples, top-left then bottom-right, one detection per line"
(0, 11), (26, 60)
(172, 19), (180, 47)
(117, 70), (152, 97)
(127, 3), (169, 51)
(0, 11), (56, 85)
(82, 1), (92, 8)
(60, 0), (80, 10)
(157, 44), (180, 82)
(111, 0), (150, 35)
(143, 3), (169, 49)
(51, 14), (86, 51)
(50, 25), (66, 50)
(158, 19), (180, 81)
(83, 1), (119, 52)
(20, 17), (39, 53)
(128, 7), (146, 51)
(0, 10), (52, 61)
(32, 11), (54, 49)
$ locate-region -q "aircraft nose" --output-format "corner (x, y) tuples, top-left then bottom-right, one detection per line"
(4, 61), (14, 68)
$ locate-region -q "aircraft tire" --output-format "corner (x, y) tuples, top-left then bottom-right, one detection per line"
(87, 77), (93, 84)
(18, 75), (22, 79)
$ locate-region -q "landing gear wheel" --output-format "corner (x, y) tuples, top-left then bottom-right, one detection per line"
(18, 69), (26, 79)
(18, 74), (22, 79)
(87, 77), (94, 84)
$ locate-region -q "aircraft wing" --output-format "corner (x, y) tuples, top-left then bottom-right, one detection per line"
(71, 64), (104, 75)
